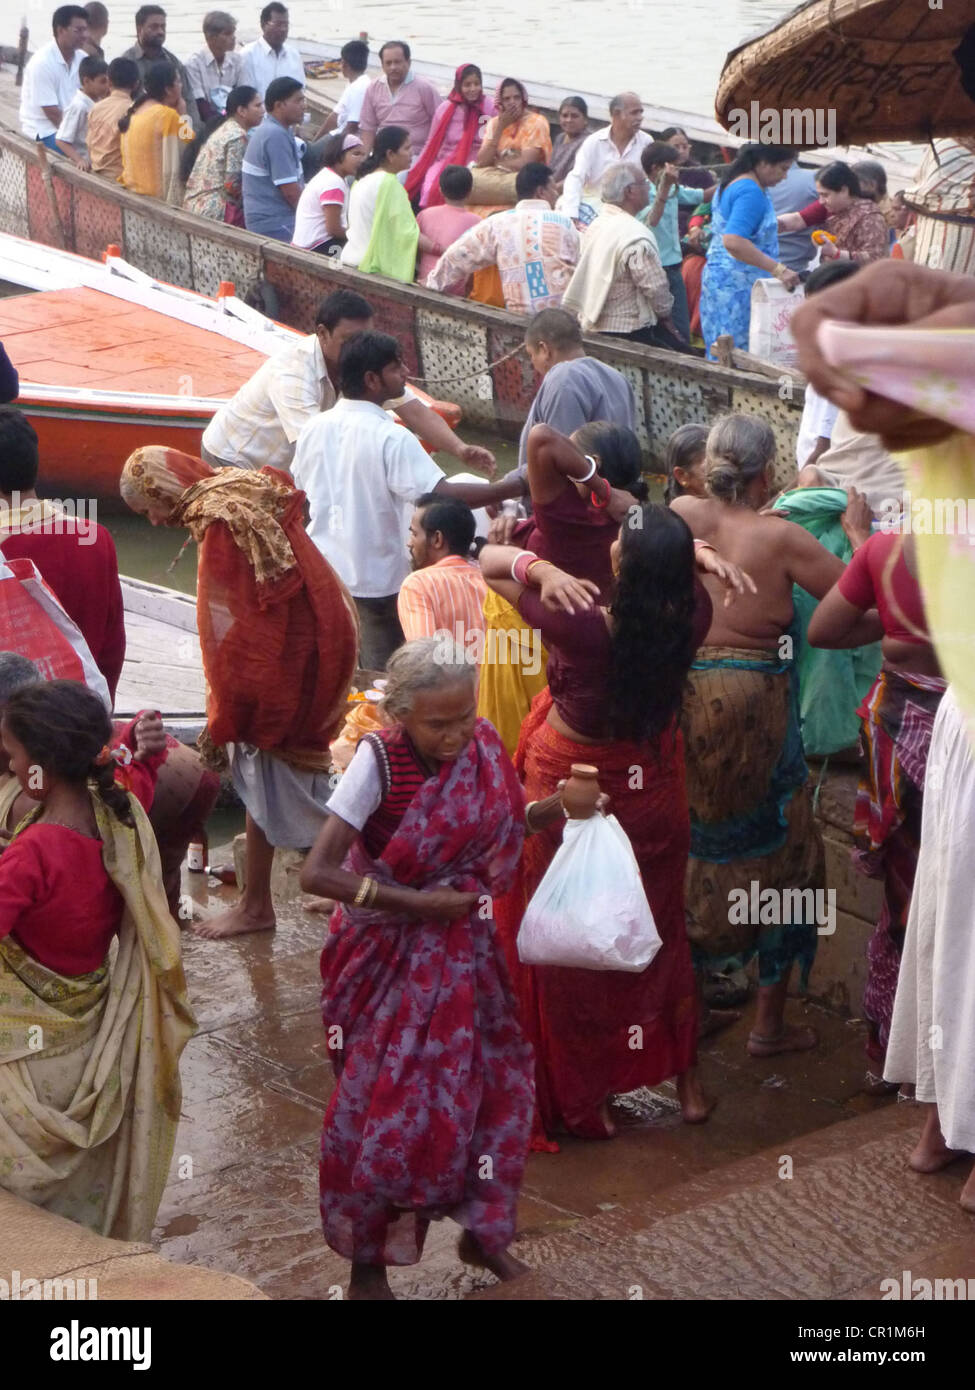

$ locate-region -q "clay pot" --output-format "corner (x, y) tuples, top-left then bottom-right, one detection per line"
(562, 763), (601, 819)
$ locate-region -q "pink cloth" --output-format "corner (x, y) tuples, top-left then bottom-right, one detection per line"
(416, 204), (481, 286)
(416, 96), (494, 207)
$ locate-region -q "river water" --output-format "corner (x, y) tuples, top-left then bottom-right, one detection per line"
(15, 0), (796, 117)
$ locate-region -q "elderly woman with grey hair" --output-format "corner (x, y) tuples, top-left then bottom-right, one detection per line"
(561, 160), (688, 350)
(301, 636), (571, 1300)
(671, 415), (846, 1053)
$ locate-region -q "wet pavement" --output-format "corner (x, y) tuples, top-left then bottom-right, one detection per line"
(154, 844), (973, 1300)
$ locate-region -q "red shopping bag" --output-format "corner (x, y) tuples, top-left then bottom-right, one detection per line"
(0, 555), (111, 706)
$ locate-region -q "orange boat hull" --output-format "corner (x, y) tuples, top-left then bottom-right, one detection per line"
(21, 398), (211, 500)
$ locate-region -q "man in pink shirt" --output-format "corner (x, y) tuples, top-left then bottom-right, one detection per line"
(358, 39), (440, 159)
(416, 165), (480, 288)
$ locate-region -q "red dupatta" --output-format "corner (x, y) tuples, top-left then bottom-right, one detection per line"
(404, 62), (487, 204)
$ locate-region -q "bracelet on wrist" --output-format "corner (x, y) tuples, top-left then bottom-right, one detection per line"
(575, 454), (598, 484)
(525, 558), (552, 585)
(511, 549), (539, 584)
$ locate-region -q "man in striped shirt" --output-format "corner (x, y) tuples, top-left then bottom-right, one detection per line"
(398, 494), (487, 644)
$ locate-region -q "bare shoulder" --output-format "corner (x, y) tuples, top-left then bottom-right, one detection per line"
(670, 494), (716, 532)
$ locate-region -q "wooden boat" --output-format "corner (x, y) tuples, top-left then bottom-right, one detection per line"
(0, 123), (809, 486)
(116, 575), (205, 742)
(0, 231), (294, 495)
(292, 35), (923, 183)
(0, 231), (460, 498)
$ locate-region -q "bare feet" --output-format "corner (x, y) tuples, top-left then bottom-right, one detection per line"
(348, 1262), (395, 1300)
(960, 1164), (975, 1213)
(564, 1099), (617, 1139)
(909, 1107), (964, 1174)
(699, 1007), (741, 1041)
(302, 895), (336, 916)
(192, 900), (276, 940)
(457, 1230), (529, 1281)
(677, 1069), (716, 1124)
(747, 1024), (817, 1058)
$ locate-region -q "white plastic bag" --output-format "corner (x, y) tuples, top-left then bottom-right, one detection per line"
(749, 277), (805, 370)
(517, 813), (661, 972)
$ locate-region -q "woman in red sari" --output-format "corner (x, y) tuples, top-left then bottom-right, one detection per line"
(120, 446), (358, 939)
(405, 63), (494, 210)
(480, 503), (715, 1142)
(301, 636), (576, 1299)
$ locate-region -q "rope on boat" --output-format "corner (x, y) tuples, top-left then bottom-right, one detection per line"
(406, 343), (526, 388)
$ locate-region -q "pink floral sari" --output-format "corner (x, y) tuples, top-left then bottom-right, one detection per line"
(319, 718), (534, 1266)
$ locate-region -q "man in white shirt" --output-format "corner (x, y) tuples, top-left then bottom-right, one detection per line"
(292, 331), (522, 668)
(561, 92), (651, 225)
(240, 1), (304, 97)
(19, 5), (89, 149)
(184, 10), (244, 122)
(319, 38), (370, 135)
(202, 288), (498, 477)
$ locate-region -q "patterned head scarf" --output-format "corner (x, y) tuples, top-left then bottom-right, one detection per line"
(120, 447), (298, 586)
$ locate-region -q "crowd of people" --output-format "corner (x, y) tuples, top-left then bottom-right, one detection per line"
(8, 4), (975, 1304)
(22, 4), (951, 361)
(5, 249), (975, 1293)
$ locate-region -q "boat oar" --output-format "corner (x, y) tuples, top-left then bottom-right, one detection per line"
(15, 20), (28, 86)
(34, 140), (67, 250)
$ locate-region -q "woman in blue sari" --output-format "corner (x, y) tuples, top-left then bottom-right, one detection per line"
(700, 144), (799, 359)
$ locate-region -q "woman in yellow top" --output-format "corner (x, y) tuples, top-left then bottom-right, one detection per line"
(476, 77), (552, 174)
(119, 60), (195, 206)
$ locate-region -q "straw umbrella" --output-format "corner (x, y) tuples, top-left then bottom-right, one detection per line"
(716, 0), (975, 145)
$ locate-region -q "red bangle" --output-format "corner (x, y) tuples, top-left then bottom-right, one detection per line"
(590, 486), (610, 510)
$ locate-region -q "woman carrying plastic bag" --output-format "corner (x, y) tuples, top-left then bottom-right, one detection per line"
(480, 500), (721, 1141)
(518, 763), (662, 973)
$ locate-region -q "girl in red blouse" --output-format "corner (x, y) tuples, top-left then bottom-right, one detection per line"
(0, 681), (135, 974)
(0, 679), (194, 1240)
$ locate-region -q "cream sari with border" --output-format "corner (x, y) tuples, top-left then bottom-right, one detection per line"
(0, 778), (195, 1241)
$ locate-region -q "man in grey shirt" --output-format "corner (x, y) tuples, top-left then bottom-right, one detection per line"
(769, 160), (819, 274)
(504, 308), (637, 502)
(121, 4), (200, 131)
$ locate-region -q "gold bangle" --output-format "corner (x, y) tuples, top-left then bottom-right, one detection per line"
(366, 878), (380, 907)
(353, 876), (374, 907)
(525, 559), (551, 584)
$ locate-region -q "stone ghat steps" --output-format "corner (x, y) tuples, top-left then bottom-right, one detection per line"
(475, 1103), (975, 1300)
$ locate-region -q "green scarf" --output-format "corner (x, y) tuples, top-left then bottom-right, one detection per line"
(359, 172), (420, 283)
(771, 486), (882, 756)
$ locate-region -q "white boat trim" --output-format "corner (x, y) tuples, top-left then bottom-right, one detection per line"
(0, 231), (299, 358)
(19, 386), (240, 417)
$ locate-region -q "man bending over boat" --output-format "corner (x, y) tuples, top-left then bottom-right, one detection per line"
(201, 288), (496, 476)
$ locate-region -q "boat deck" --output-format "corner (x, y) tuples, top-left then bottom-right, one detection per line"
(0, 285), (266, 397)
(115, 577), (206, 741)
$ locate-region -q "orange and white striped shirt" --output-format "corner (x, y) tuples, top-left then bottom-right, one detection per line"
(397, 555), (488, 643)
